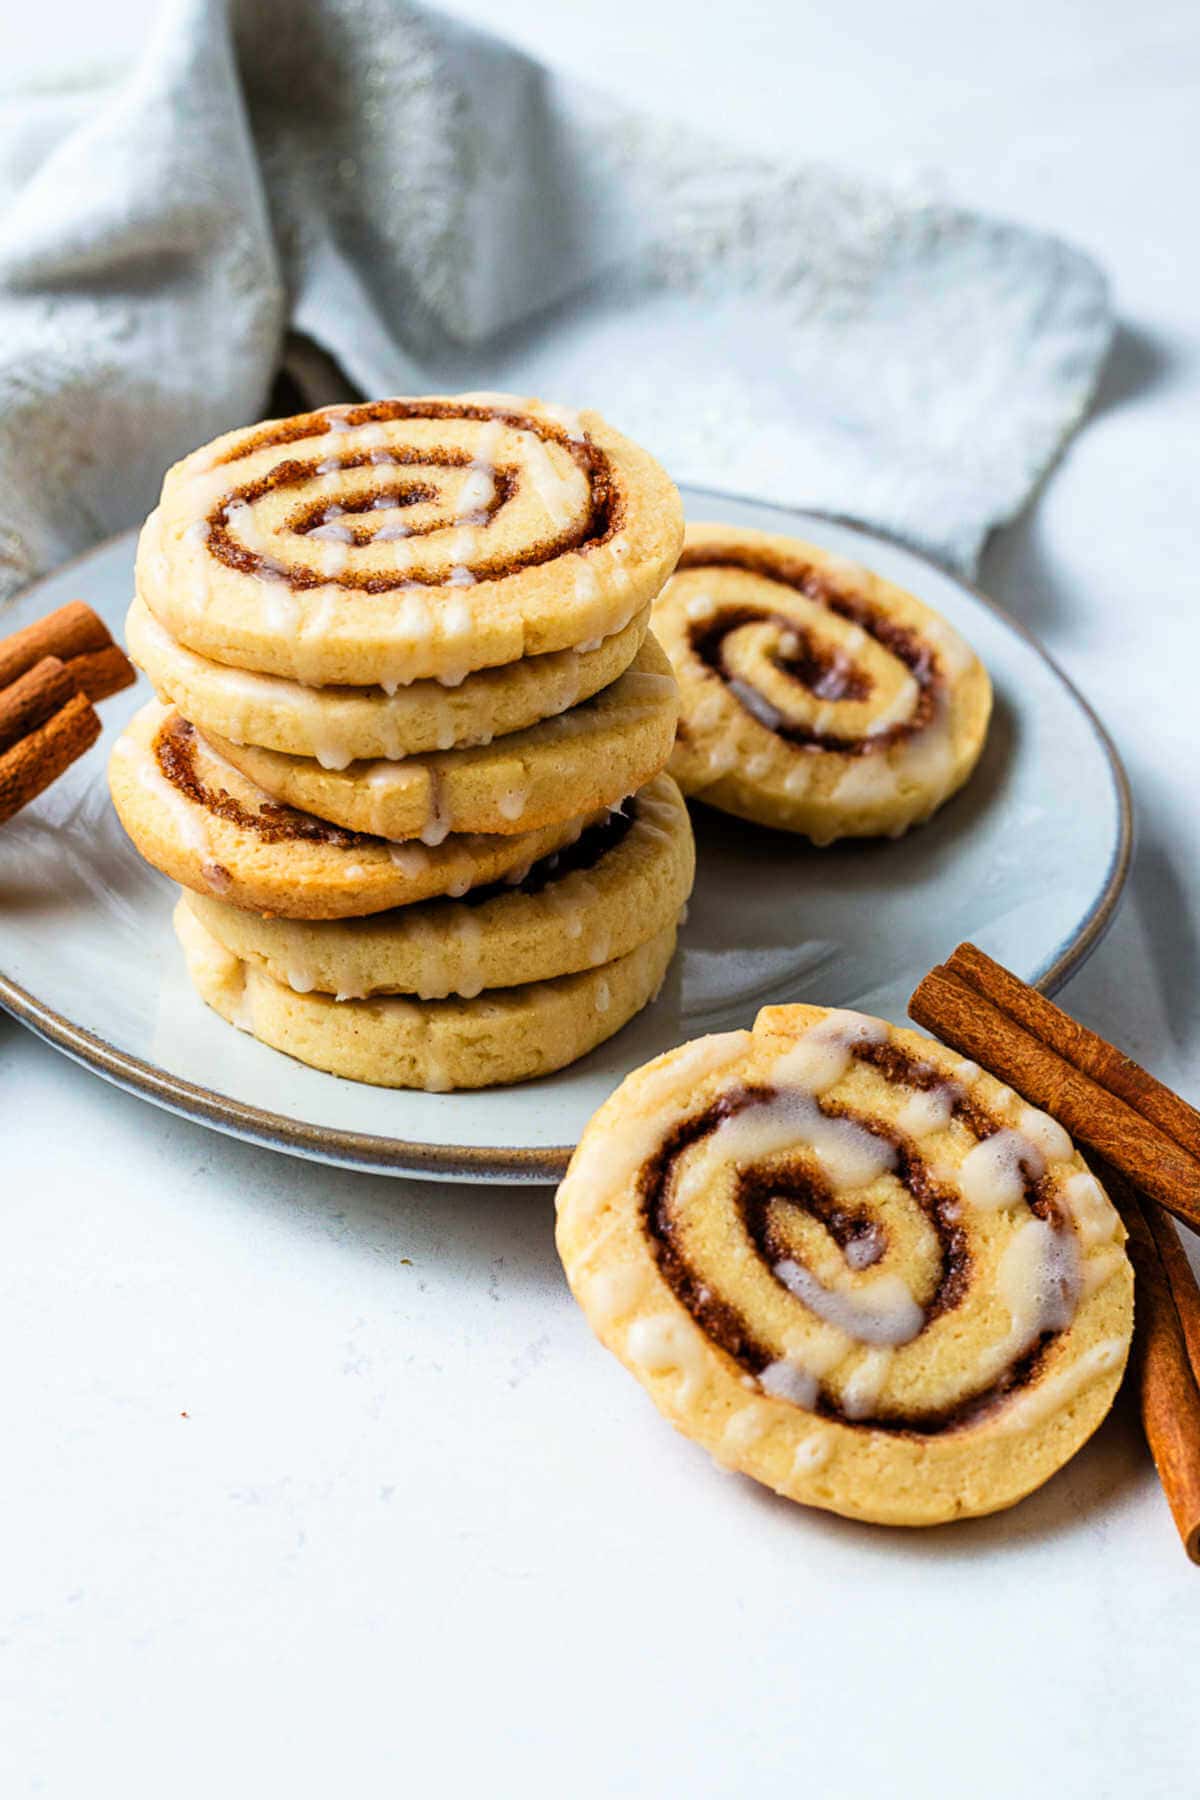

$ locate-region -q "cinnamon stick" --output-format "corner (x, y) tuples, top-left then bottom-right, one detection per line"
(909, 962), (1200, 1234)
(62, 643), (139, 705)
(0, 601), (134, 702)
(942, 942), (1200, 1161)
(1103, 1164), (1200, 1564)
(1144, 1203), (1200, 1391)
(0, 689), (100, 825)
(0, 656), (77, 757)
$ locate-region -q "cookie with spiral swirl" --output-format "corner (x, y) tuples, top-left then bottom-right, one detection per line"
(109, 701), (601, 919)
(200, 638), (678, 843)
(557, 1004), (1132, 1526)
(175, 900), (678, 1093)
(126, 595), (650, 767)
(180, 774), (693, 1001)
(137, 394), (683, 688)
(654, 524), (992, 842)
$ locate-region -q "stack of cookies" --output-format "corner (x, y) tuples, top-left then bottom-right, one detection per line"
(110, 394), (694, 1091)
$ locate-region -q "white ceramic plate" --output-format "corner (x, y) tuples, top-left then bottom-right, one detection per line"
(0, 492), (1130, 1182)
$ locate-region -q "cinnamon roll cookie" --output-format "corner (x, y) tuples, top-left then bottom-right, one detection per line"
(175, 901), (677, 1092)
(137, 395), (683, 688)
(126, 594), (650, 766)
(654, 524), (992, 842)
(199, 637), (679, 842)
(109, 701), (597, 919)
(181, 775), (693, 1000)
(556, 1004), (1132, 1527)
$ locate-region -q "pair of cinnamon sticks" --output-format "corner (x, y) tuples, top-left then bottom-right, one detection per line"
(911, 942), (1200, 1564)
(0, 603), (135, 825)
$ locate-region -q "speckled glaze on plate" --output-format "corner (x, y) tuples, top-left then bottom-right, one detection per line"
(0, 492), (1131, 1183)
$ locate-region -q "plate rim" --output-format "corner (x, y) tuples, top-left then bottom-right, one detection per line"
(0, 507), (1134, 1184)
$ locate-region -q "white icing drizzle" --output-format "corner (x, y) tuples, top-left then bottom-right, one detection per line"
(960, 1129), (1046, 1212)
(438, 593), (476, 687)
(864, 672), (920, 736)
(991, 1337), (1127, 1436)
(379, 590), (434, 692)
(839, 1348), (895, 1419)
(523, 436), (579, 530)
(1062, 1170), (1121, 1248)
(769, 1009), (888, 1095)
(791, 1433), (832, 1475)
(452, 906), (485, 999)
(421, 771), (453, 847)
(294, 585), (340, 685)
(897, 1084), (957, 1139)
(560, 1032), (753, 1234)
(587, 917), (612, 968)
(921, 614), (977, 679)
(113, 735), (224, 892)
(386, 840), (431, 878)
(720, 1403), (772, 1455)
(593, 977), (612, 1015)
(497, 783), (529, 822)
(573, 562), (599, 605)
(540, 401), (586, 441)
(1017, 1105), (1074, 1163)
(759, 1358), (819, 1409)
(625, 1315), (708, 1403)
(583, 1263), (643, 1330)
(774, 1260), (924, 1346)
(545, 874), (590, 942)
(421, 1043), (452, 1094)
(707, 1079), (896, 1197)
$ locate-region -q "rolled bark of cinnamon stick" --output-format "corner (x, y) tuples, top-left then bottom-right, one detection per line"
(909, 964), (1200, 1234)
(0, 656), (77, 757)
(910, 944), (1200, 1562)
(942, 942), (1200, 1161)
(63, 642), (139, 704)
(1103, 1165), (1200, 1564)
(0, 689), (100, 825)
(0, 601), (134, 701)
(1144, 1203), (1200, 1391)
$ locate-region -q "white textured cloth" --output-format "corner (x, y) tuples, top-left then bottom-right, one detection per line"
(0, 0), (1112, 601)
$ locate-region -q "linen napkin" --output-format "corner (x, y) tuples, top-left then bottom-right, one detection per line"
(0, 0), (1112, 606)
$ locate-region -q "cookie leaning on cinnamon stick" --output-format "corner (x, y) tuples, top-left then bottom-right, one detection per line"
(910, 941), (1200, 1564)
(909, 946), (1200, 1234)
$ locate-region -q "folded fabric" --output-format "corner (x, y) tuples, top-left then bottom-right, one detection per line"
(0, 0), (1112, 603)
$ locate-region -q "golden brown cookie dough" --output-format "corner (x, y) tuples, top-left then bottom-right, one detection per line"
(127, 593), (650, 766)
(556, 1003), (1132, 1527)
(182, 773), (694, 999)
(176, 899), (678, 1092)
(202, 637), (679, 842)
(654, 523), (992, 842)
(137, 394), (684, 687)
(109, 701), (598, 919)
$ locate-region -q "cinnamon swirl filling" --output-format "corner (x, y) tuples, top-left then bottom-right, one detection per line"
(677, 543), (941, 755)
(202, 400), (622, 592)
(633, 1016), (1084, 1435)
(155, 715), (354, 846)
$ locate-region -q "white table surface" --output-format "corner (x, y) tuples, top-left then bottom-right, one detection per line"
(3, 3), (1198, 1794)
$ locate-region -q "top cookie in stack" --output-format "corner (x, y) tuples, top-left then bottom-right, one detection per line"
(111, 393), (693, 1091)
